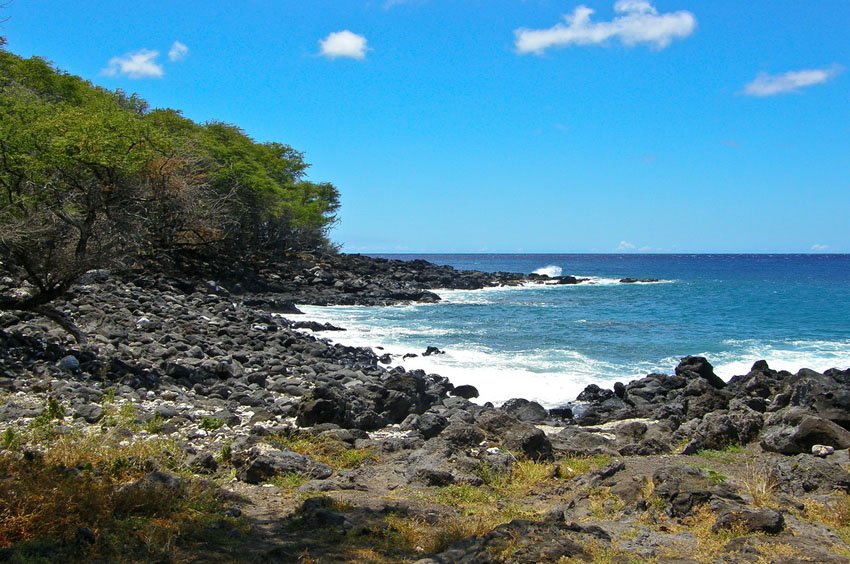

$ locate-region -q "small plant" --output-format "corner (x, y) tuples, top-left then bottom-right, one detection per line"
(118, 401), (136, 420)
(199, 417), (224, 432)
(45, 397), (65, 419)
(218, 442), (232, 464)
(741, 461), (779, 507)
(143, 415), (167, 434)
(31, 397), (66, 429)
(1, 427), (21, 450)
(706, 469), (727, 484)
(270, 472), (308, 492)
(102, 387), (117, 405)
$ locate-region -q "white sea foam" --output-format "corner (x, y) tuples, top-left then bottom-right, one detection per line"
(434, 277), (675, 304)
(279, 300), (849, 410)
(281, 305), (646, 407)
(533, 265), (563, 277)
(710, 339), (850, 380)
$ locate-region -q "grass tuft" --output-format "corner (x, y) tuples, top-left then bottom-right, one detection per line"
(740, 462), (779, 508)
(268, 433), (377, 470)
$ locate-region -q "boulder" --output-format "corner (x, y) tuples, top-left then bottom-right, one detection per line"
(438, 422), (485, 448)
(550, 427), (618, 457)
(686, 409), (763, 451)
(73, 403), (104, 423)
(500, 398), (548, 422)
(651, 465), (741, 518)
(675, 356), (726, 389)
(773, 452), (850, 494)
(233, 443), (332, 484)
(712, 507), (784, 535)
(401, 412), (450, 440)
(451, 385), (479, 399)
(760, 408), (850, 455)
(475, 410), (553, 461)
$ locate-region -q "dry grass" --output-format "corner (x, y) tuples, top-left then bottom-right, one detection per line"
(268, 433), (377, 470)
(587, 487), (626, 520)
(365, 454), (612, 559)
(558, 453), (612, 479)
(739, 461), (780, 508)
(674, 504), (751, 563)
(379, 510), (518, 556)
(0, 425), (237, 561)
(804, 491), (850, 545)
(754, 542), (805, 563)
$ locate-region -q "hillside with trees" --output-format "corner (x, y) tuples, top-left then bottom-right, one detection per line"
(0, 46), (340, 335)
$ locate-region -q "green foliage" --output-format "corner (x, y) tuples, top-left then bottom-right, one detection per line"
(31, 397), (66, 428)
(435, 483), (496, 506)
(0, 48), (340, 320)
(199, 417), (224, 431)
(218, 442), (233, 464)
(2, 427), (20, 450)
(269, 472), (309, 491)
(142, 414), (167, 434)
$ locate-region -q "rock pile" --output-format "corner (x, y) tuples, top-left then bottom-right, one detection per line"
(1, 253), (849, 562)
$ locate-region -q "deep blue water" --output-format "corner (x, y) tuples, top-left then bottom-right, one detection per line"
(292, 254), (850, 407)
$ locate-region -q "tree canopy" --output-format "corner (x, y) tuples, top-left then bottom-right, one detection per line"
(0, 47), (340, 338)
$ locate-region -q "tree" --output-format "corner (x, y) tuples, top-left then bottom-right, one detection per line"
(0, 54), (157, 342)
(0, 49), (342, 341)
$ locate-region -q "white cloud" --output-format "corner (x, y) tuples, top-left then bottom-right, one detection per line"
(319, 30), (369, 60)
(168, 41), (189, 62)
(811, 244), (830, 252)
(617, 240), (654, 252)
(743, 66), (842, 97)
(515, 0), (696, 55)
(102, 49), (163, 79)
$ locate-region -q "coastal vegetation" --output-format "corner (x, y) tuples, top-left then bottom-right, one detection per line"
(0, 46), (339, 335)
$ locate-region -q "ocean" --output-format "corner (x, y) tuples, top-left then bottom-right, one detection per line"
(286, 254), (850, 409)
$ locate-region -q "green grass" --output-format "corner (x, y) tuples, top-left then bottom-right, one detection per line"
(199, 417), (225, 431)
(267, 433), (377, 470)
(557, 453), (613, 479)
(694, 445), (746, 464)
(435, 483), (497, 506)
(142, 414), (167, 434)
(270, 472), (309, 491)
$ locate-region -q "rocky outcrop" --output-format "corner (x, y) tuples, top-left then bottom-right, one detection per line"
(2, 255), (850, 563)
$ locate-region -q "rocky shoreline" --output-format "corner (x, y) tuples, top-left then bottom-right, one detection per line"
(2, 253), (849, 562)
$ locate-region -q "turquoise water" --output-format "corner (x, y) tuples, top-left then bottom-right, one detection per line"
(290, 254), (850, 407)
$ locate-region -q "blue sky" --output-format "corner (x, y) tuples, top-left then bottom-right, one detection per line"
(4, 1), (849, 253)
